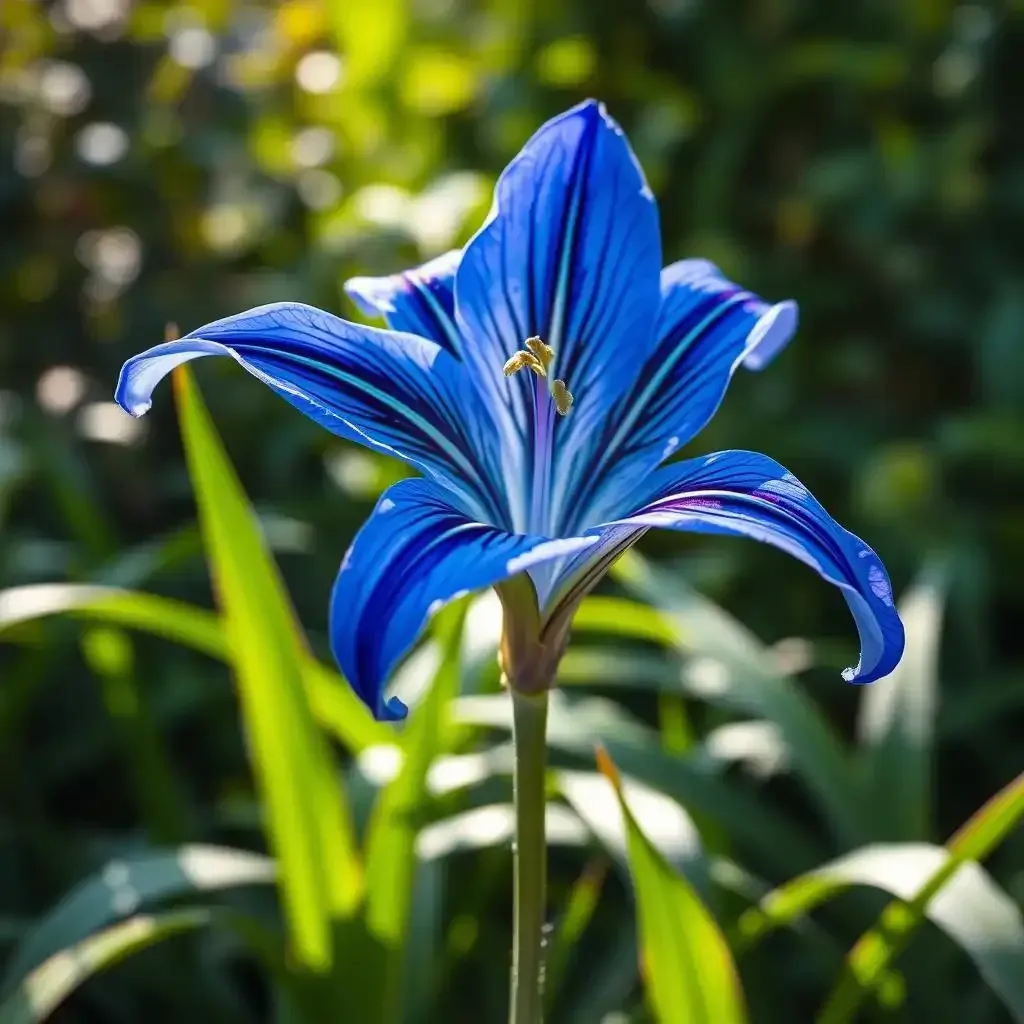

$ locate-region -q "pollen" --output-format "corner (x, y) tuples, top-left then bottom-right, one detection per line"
(525, 336), (554, 373)
(503, 351), (545, 377)
(502, 336), (574, 416)
(551, 379), (574, 416)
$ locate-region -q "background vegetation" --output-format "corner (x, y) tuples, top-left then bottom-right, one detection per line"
(1, 0), (1023, 1021)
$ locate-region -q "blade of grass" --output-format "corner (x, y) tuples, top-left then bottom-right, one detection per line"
(857, 569), (945, 840)
(595, 747), (748, 1024)
(361, 600), (467, 1022)
(818, 772), (1024, 1023)
(174, 366), (360, 969)
(544, 858), (609, 1012)
(1, 846), (273, 993)
(572, 597), (679, 646)
(610, 552), (865, 843)
(79, 626), (190, 845)
(456, 692), (820, 873)
(0, 910), (211, 1024)
(0, 583), (390, 753)
(0, 906), (289, 1024)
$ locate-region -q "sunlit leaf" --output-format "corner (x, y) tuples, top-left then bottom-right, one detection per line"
(174, 366), (360, 970)
(819, 772), (1024, 1023)
(0, 584), (390, 753)
(595, 748), (748, 1024)
(857, 568), (945, 840)
(361, 601), (467, 1021)
(0, 910), (212, 1024)
(1, 846), (272, 996)
(610, 552), (865, 843)
(455, 692), (819, 873)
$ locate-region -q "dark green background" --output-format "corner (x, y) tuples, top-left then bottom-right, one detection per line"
(1, 0), (1022, 1020)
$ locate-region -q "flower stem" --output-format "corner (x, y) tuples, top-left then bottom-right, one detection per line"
(509, 687), (549, 1024)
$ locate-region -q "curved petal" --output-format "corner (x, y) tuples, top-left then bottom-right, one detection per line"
(554, 261), (798, 533)
(601, 451), (904, 684)
(330, 478), (598, 720)
(344, 249), (463, 357)
(115, 302), (507, 524)
(454, 100), (662, 530)
(636, 261), (798, 456)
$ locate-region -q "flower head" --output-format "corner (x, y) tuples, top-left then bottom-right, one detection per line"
(116, 100), (905, 721)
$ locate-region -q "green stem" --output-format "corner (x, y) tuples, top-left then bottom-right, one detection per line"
(509, 687), (549, 1024)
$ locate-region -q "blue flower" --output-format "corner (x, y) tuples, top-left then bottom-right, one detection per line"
(116, 100), (905, 722)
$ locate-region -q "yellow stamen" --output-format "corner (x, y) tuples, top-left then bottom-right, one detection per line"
(503, 351), (545, 377)
(551, 379), (574, 416)
(165, 322), (179, 342)
(525, 336), (554, 373)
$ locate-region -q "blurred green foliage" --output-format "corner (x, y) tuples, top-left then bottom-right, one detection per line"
(1, 0), (1024, 1021)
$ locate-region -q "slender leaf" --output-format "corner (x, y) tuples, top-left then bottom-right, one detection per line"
(0, 909), (212, 1024)
(361, 601), (467, 1021)
(1, 846), (273, 994)
(819, 772), (1024, 1023)
(857, 569), (945, 840)
(0, 583), (390, 753)
(573, 597), (679, 646)
(456, 692), (820, 873)
(545, 858), (609, 1011)
(610, 552), (866, 843)
(595, 748), (748, 1024)
(174, 366), (359, 969)
(416, 804), (589, 861)
(557, 769), (707, 890)
(79, 626), (189, 845)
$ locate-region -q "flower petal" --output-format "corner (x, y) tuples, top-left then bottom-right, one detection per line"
(344, 249), (463, 357)
(330, 478), (598, 720)
(636, 261), (798, 456)
(115, 302), (506, 524)
(553, 261), (798, 533)
(454, 100), (662, 528)
(604, 451), (904, 684)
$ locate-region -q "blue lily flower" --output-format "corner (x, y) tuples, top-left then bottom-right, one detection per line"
(116, 100), (905, 722)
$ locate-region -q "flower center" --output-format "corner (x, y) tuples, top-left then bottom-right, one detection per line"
(503, 337), (573, 535)
(502, 337), (574, 416)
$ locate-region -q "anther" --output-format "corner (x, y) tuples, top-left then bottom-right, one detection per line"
(525, 336), (554, 373)
(551, 379), (574, 416)
(503, 351), (545, 377)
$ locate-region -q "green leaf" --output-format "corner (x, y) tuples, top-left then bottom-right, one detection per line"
(1, 846), (273, 995)
(736, 842), (1024, 978)
(595, 748), (748, 1024)
(610, 552), (865, 844)
(819, 772), (1024, 1023)
(456, 692), (820, 874)
(361, 601), (467, 1021)
(174, 366), (360, 970)
(0, 909), (212, 1024)
(857, 568), (945, 839)
(557, 769), (707, 892)
(0, 583), (390, 754)
(573, 597), (679, 646)
(79, 626), (190, 845)
(545, 858), (609, 1011)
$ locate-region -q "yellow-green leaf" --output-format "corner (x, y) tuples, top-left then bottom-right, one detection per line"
(819, 772), (1024, 1023)
(359, 601), (466, 1021)
(0, 582), (389, 754)
(595, 747), (747, 1024)
(174, 366), (360, 970)
(0, 910), (211, 1024)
